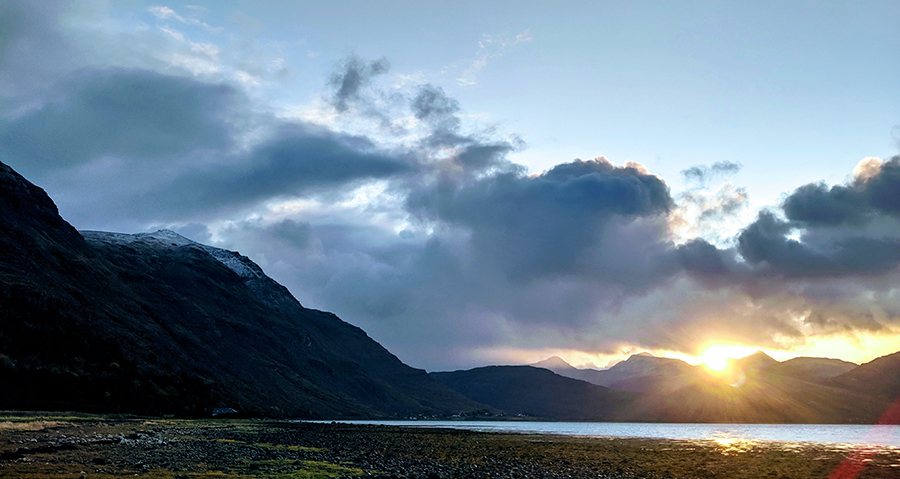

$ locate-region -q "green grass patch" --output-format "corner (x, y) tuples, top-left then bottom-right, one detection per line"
(237, 458), (369, 478)
(256, 442), (323, 453)
(215, 438), (323, 453)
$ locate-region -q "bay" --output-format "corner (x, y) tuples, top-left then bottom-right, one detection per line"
(313, 420), (900, 448)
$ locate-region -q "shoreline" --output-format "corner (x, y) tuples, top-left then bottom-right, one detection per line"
(2, 416), (899, 478)
(303, 419), (900, 448)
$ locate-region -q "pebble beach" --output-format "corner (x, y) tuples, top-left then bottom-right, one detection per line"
(1, 416), (899, 478)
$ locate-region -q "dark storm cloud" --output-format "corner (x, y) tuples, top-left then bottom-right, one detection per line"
(737, 211), (900, 278)
(783, 156), (900, 226)
(327, 56), (390, 112)
(782, 182), (867, 226)
(165, 125), (413, 210)
(675, 239), (737, 278)
(408, 157), (674, 280)
(730, 157), (900, 279)
(1, 69), (238, 170)
(0, 0), (77, 102)
(267, 219), (313, 250)
(737, 211), (829, 275)
(0, 67), (413, 226)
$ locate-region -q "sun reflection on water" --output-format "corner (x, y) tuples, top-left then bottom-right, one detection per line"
(709, 433), (758, 455)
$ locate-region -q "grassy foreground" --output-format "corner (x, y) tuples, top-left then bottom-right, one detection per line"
(1, 414), (898, 478)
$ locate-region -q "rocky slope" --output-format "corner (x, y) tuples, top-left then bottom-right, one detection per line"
(0, 160), (483, 418)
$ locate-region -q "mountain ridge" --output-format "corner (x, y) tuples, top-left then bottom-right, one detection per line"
(431, 365), (631, 421)
(531, 353), (696, 389)
(509, 350), (898, 423)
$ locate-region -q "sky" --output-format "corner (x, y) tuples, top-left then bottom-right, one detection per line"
(2, 0), (900, 371)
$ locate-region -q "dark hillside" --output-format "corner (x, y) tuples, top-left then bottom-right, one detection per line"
(431, 366), (632, 420)
(623, 369), (888, 423)
(831, 352), (900, 403)
(765, 357), (857, 383)
(0, 160), (483, 418)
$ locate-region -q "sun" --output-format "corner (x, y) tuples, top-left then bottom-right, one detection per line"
(700, 347), (731, 372)
(697, 345), (754, 374)
(702, 350), (730, 371)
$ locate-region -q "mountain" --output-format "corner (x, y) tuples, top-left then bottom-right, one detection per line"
(591, 353), (696, 390)
(586, 351), (891, 423)
(531, 353), (696, 390)
(0, 160), (483, 418)
(831, 351), (900, 402)
(431, 366), (632, 420)
(829, 352), (900, 423)
(764, 357), (857, 383)
(621, 366), (887, 423)
(530, 355), (610, 385)
(735, 350), (778, 371)
(477, 350), (899, 423)
(532, 355), (578, 372)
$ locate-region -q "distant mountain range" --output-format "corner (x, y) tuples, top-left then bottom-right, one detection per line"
(533, 353), (695, 390)
(433, 351), (900, 424)
(1, 159), (897, 423)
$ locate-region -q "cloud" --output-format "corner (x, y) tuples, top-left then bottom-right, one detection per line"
(3, 1), (899, 370)
(457, 29), (533, 86)
(672, 161), (749, 245)
(664, 158), (900, 347)
(407, 157), (673, 282)
(738, 157), (900, 279)
(716, 155), (900, 283)
(148, 6), (182, 22)
(154, 124), (414, 216)
(1, 68), (238, 172)
(676, 239), (740, 279)
(681, 160), (742, 187)
(659, 157), (900, 357)
(0, 0), (81, 105)
(406, 83), (524, 176)
(411, 84), (461, 132)
(783, 156), (900, 227)
(328, 55), (390, 113)
(0, 68), (413, 228)
(149, 5), (222, 34)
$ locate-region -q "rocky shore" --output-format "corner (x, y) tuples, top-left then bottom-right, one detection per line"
(1, 415), (899, 478)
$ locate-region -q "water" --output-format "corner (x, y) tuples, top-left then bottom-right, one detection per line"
(311, 421), (900, 448)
